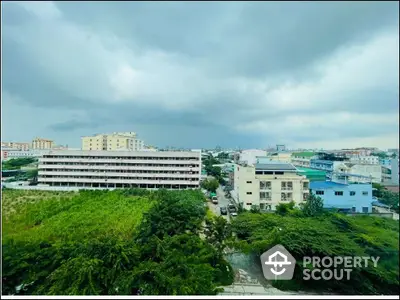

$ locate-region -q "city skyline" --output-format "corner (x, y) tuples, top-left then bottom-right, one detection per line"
(2, 1), (399, 149)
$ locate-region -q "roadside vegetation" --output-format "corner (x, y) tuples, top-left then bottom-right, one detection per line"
(2, 189), (234, 295)
(230, 198), (399, 295)
(372, 183), (399, 213)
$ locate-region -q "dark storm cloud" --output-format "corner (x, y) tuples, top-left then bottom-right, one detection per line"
(1, 1), (399, 149)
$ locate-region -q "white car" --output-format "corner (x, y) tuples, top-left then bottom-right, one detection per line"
(230, 212), (238, 217)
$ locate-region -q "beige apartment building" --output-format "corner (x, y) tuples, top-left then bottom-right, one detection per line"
(232, 162), (309, 211)
(82, 132), (144, 151)
(38, 150), (201, 189)
(32, 137), (54, 149)
(1, 142), (30, 151)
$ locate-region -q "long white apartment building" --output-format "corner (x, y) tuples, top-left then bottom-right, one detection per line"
(232, 161), (309, 211)
(38, 150), (201, 189)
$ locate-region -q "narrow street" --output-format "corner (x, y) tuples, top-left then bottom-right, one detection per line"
(207, 185), (231, 222)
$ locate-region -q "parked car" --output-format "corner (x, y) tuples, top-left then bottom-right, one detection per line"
(228, 203), (236, 212)
(212, 196), (218, 204)
(220, 206), (228, 215)
(230, 211), (238, 217)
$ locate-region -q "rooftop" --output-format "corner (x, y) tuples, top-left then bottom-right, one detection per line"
(255, 162), (297, 171)
(292, 151), (315, 157)
(310, 181), (348, 189)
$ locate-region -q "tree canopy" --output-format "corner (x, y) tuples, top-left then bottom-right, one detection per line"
(2, 189), (234, 295)
(201, 178), (219, 193)
(231, 210), (399, 295)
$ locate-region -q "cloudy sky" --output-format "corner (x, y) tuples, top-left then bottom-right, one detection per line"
(2, 1), (399, 150)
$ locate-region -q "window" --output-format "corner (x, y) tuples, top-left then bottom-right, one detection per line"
(350, 191), (356, 196)
(246, 192), (252, 195)
(362, 207), (369, 213)
(362, 191), (368, 196)
(334, 191), (343, 196)
(303, 182), (309, 189)
(316, 190), (324, 195)
(246, 181), (252, 184)
(246, 202), (252, 206)
(281, 193), (287, 201)
(260, 192), (266, 200)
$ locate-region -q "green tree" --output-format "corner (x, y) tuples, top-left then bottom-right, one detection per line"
(201, 178), (219, 193)
(2, 189), (234, 295)
(275, 201), (296, 216)
(379, 190), (399, 213)
(302, 193), (324, 217)
(231, 211), (399, 295)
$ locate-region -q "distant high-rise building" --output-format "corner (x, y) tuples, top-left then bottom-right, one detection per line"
(81, 132), (144, 151)
(1, 141), (30, 151)
(32, 137), (54, 150)
(276, 144), (286, 152)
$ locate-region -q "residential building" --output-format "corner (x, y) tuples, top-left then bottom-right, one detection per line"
(266, 152), (293, 163)
(379, 158), (392, 167)
(310, 159), (342, 175)
(349, 155), (379, 165)
(81, 132), (144, 151)
(381, 166), (392, 183)
(232, 161), (309, 211)
(3, 149), (50, 161)
(38, 150), (201, 189)
(310, 181), (373, 213)
(333, 163), (382, 184)
(291, 152), (316, 168)
(391, 158), (399, 185)
(32, 137), (54, 150)
(1, 142), (30, 151)
(238, 149), (267, 166)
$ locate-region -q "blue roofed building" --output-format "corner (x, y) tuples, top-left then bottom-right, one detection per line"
(309, 181), (373, 213)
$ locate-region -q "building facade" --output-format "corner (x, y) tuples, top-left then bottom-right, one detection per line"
(310, 181), (373, 213)
(232, 162), (309, 211)
(238, 149), (267, 166)
(391, 158), (399, 185)
(3, 150), (49, 160)
(291, 152), (316, 168)
(38, 150), (201, 190)
(1, 142), (30, 151)
(81, 132), (144, 151)
(266, 152), (293, 163)
(349, 155), (379, 165)
(32, 138), (54, 150)
(334, 163), (382, 183)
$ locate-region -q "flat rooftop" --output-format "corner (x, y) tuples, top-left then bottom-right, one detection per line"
(310, 181), (348, 189)
(255, 163), (297, 171)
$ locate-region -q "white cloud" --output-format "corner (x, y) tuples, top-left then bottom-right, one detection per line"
(2, 1), (399, 148)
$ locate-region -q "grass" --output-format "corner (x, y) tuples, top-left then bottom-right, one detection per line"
(2, 189), (155, 243)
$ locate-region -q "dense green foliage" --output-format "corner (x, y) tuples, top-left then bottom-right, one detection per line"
(2, 189), (234, 295)
(201, 178), (219, 193)
(2, 158), (36, 170)
(202, 156), (224, 184)
(231, 210), (399, 295)
(301, 193), (324, 216)
(372, 183), (399, 213)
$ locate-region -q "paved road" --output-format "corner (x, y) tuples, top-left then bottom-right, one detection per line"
(207, 185), (231, 222)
